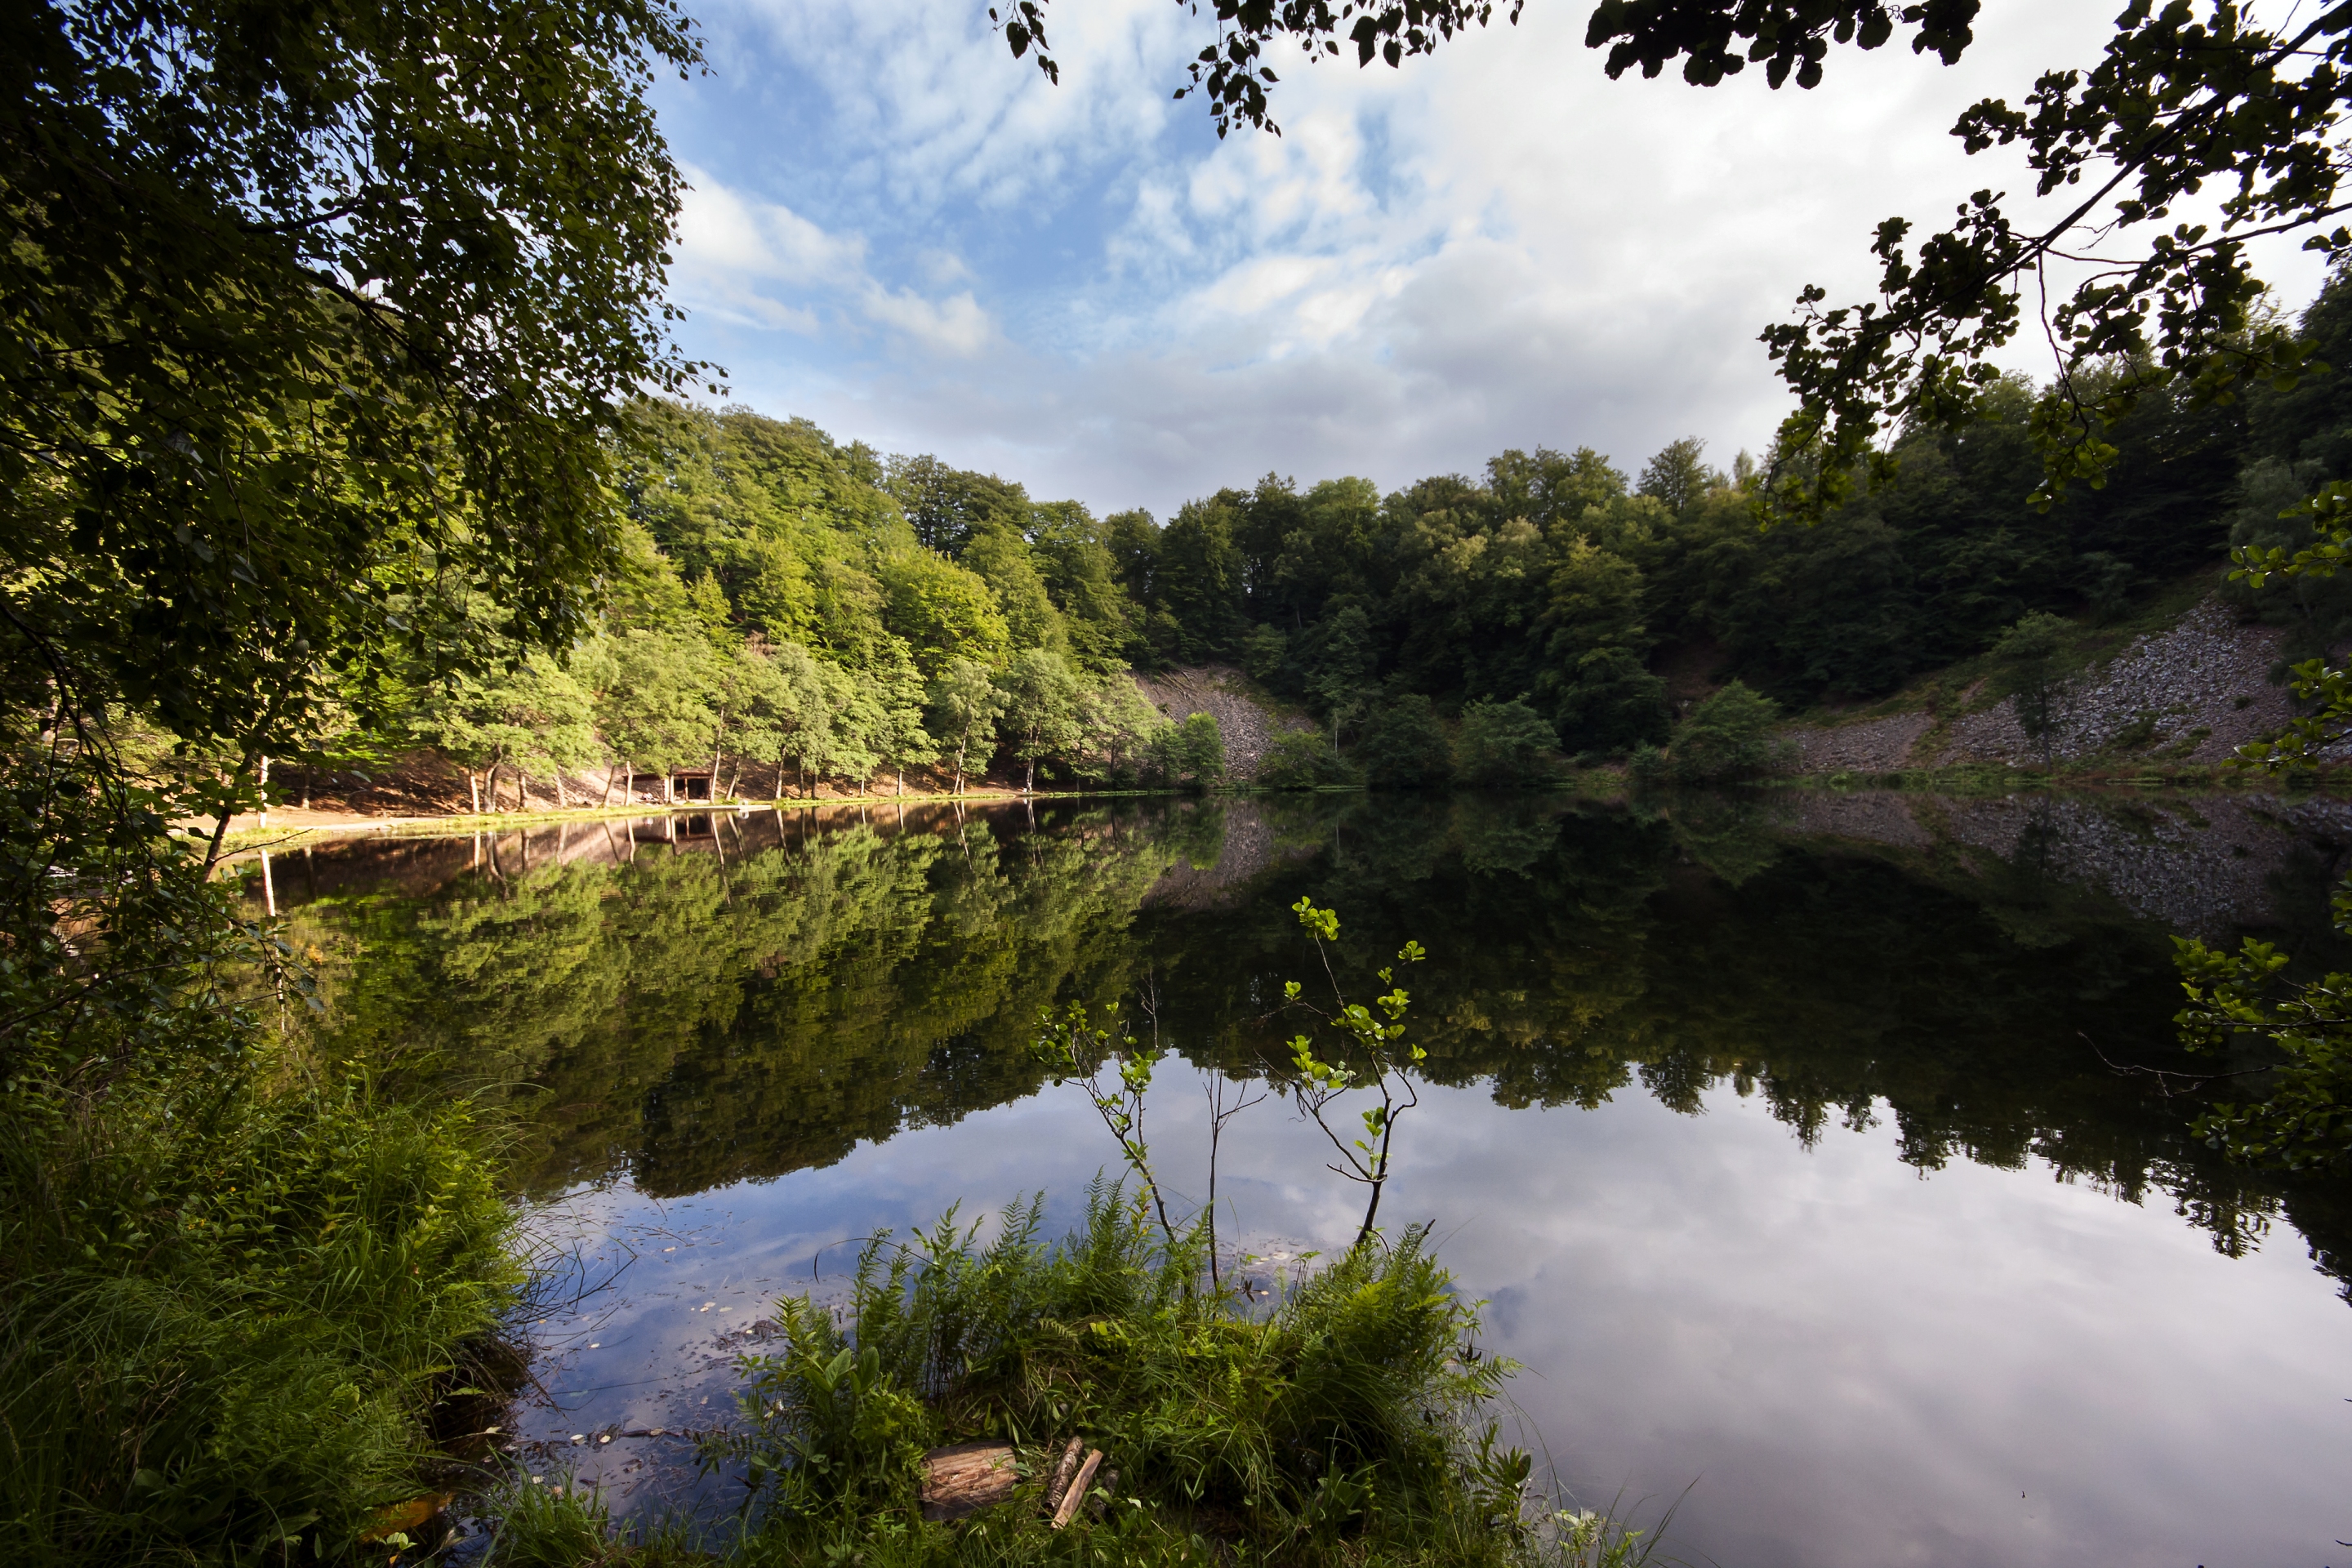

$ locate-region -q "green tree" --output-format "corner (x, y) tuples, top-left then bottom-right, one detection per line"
(1256, 729), (1356, 790)
(819, 675), (885, 795)
(1636, 437), (1721, 515)
(1359, 693), (1453, 790)
(590, 630), (716, 804)
(1070, 677), (1170, 786)
(996, 648), (1083, 794)
(866, 640), (939, 797)
(411, 653), (598, 813)
(708, 642), (797, 800)
(963, 523), (1071, 655)
(880, 550), (1013, 675)
(1028, 500), (1143, 670)
(1305, 602), (1380, 746)
(929, 658), (1009, 794)
(1990, 610), (2074, 768)
(2, 0), (706, 812)
(1667, 681), (1784, 784)
(1452, 699), (1559, 789)
(1156, 711), (1226, 791)
(1552, 648), (1671, 756)
(1154, 497), (1250, 663)
(883, 454), (1030, 555)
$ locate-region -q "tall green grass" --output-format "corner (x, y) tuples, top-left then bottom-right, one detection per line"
(0, 1061), (519, 1565)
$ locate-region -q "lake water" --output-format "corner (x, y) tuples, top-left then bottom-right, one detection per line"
(236, 791), (2352, 1567)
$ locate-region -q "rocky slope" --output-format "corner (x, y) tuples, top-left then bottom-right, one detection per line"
(1782, 595), (2302, 773)
(1132, 666), (1315, 782)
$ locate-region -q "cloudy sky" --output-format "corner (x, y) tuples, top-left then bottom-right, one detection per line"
(650, 0), (2332, 519)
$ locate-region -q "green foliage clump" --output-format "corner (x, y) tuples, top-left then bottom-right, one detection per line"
(1256, 730), (1359, 791)
(2, 1082), (514, 1563)
(2176, 922), (2352, 1173)
(1989, 611), (2074, 764)
(1155, 713), (1227, 791)
(1358, 695), (1453, 790)
(717, 1190), (1524, 1566)
(1452, 701), (1561, 789)
(1660, 683), (1784, 784)
(0, 751), (519, 1566)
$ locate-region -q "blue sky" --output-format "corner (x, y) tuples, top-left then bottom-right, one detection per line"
(652, 0), (2330, 519)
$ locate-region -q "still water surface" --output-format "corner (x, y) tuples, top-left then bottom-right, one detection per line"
(239, 792), (2352, 1567)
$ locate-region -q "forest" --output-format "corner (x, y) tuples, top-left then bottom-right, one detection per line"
(291, 269), (2352, 807)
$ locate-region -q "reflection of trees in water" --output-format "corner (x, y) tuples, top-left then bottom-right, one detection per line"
(273, 795), (2352, 1301)
(278, 804), (1183, 1195)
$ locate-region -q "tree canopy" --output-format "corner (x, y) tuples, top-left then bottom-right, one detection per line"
(2, 0), (710, 785)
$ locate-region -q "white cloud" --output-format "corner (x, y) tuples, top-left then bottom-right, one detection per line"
(859, 284), (998, 357)
(663, 0), (2338, 512)
(670, 164), (1003, 357)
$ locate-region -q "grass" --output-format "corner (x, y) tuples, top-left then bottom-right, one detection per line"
(477, 1187), (1679, 1568)
(0, 1062), (522, 1565)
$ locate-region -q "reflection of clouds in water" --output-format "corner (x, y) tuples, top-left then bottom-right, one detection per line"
(540, 1074), (2352, 1567)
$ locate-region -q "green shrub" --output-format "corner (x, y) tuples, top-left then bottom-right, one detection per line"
(1152, 713), (1225, 791)
(1358, 694), (1452, 789)
(1989, 610), (2074, 764)
(1552, 648), (1671, 755)
(0, 771), (519, 1566)
(1453, 701), (1561, 789)
(1665, 682), (1785, 783)
(1256, 730), (1358, 790)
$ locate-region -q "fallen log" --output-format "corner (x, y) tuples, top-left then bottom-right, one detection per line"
(919, 1441), (1020, 1522)
(1050, 1448), (1104, 1529)
(1044, 1436), (1085, 1515)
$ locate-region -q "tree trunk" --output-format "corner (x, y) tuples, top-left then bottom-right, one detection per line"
(469, 770), (481, 814)
(599, 765), (615, 808)
(517, 768), (530, 812)
(623, 763), (634, 806)
(773, 762), (783, 803)
(1024, 757), (1035, 794)
(663, 772), (673, 805)
(257, 753), (270, 826)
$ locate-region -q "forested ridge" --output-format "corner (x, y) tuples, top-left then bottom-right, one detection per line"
(315, 265), (2352, 804)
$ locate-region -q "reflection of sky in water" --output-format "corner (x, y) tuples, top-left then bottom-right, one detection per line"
(519, 1072), (2352, 1568)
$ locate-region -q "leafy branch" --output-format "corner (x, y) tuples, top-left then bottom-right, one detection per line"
(1276, 896), (1428, 1249)
(2174, 929), (2352, 1173)
(1031, 999), (1179, 1246)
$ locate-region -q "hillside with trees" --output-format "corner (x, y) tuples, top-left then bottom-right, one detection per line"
(274, 265), (2352, 806)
